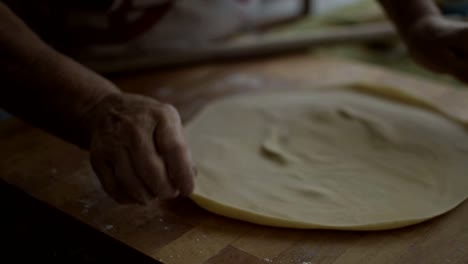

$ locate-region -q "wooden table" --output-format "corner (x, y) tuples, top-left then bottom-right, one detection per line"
(2, 54), (468, 264)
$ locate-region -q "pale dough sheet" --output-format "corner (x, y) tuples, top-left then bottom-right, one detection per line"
(186, 86), (468, 230)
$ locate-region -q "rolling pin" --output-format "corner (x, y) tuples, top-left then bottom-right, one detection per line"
(85, 21), (397, 74)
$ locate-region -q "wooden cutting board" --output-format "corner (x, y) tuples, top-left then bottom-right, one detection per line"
(2, 54), (468, 264)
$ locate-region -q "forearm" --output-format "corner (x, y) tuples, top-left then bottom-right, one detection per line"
(0, 3), (120, 148)
(378, 0), (441, 36)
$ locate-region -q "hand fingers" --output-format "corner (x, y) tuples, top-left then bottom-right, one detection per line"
(445, 27), (468, 46)
(443, 29), (468, 69)
(411, 45), (468, 84)
(90, 153), (132, 204)
(114, 148), (153, 205)
(408, 25), (468, 81)
(88, 95), (195, 203)
(409, 48), (447, 73)
(438, 49), (468, 83)
(445, 29), (468, 59)
(129, 128), (177, 200)
(155, 104), (195, 196)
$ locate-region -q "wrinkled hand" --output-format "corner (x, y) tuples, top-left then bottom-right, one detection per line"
(403, 15), (468, 82)
(85, 93), (195, 204)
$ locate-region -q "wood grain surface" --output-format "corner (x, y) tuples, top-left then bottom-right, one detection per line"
(2, 54), (468, 264)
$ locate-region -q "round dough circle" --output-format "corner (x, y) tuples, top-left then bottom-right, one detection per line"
(186, 89), (468, 230)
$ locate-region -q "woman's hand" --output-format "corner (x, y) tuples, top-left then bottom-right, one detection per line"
(402, 15), (468, 82)
(84, 93), (195, 204)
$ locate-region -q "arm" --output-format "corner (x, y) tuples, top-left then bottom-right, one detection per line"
(0, 3), (195, 204)
(377, 0), (468, 82)
(0, 3), (118, 147)
(377, 0), (441, 37)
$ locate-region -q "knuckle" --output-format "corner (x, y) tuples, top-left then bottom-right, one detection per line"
(172, 142), (188, 155)
(160, 137), (186, 154)
(156, 104), (180, 121)
(160, 103), (178, 114)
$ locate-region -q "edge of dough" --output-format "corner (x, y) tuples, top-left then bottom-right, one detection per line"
(189, 192), (455, 231)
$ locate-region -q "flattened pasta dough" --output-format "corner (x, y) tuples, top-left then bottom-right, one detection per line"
(186, 87), (468, 230)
